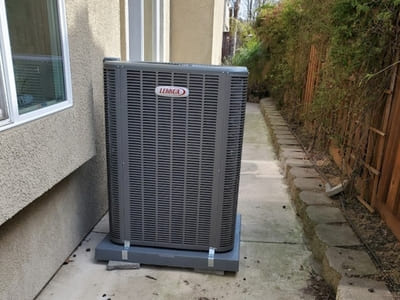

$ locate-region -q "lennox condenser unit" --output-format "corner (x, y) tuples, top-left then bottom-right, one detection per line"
(100, 61), (247, 264)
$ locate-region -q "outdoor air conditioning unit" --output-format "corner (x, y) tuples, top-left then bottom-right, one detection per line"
(96, 60), (248, 272)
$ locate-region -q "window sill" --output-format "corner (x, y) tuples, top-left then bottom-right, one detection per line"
(0, 101), (73, 132)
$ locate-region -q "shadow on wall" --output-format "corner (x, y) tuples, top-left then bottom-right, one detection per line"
(0, 1), (120, 299)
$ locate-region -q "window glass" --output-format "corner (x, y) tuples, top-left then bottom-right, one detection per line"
(0, 57), (9, 121)
(5, 0), (66, 115)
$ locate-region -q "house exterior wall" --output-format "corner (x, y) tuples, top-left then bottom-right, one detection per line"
(0, 0), (227, 297)
(0, 163), (104, 300)
(144, 0), (153, 61)
(169, 0), (224, 65)
(0, 0), (120, 298)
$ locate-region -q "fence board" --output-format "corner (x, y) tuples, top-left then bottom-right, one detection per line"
(300, 41), (400, 241)
(385, 143), (400, 211)
(376, 79), (400, 206)
(376, 200), (400, 241)
(372, 52), (400, 241)
(370, 39), (400, 207)
(303, 45), (320, 110)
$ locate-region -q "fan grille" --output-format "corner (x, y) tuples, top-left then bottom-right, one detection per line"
(125, 70), (218, 248)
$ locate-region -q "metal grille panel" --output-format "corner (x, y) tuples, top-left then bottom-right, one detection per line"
(220, 76), (248, 247)
(125, 71), (217, 248)
(104, 68), (120, 240)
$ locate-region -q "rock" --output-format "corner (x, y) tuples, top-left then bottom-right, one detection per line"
(284, 159), (313, 178)
(281, 151), (308, 161)
(303, 206), (346, 237)
(285, 158), (313, 168)
(312, 224), (361, 261)
(277, 138), (299, 146)
(322, 247), (378, 289)
(274, 129), (292, 136)
(287, 167), (319, 185)
(299, 191), (334, 206)
(336, 277), (393, 300)
(289, 167), (319, 178)
(107, 260), (140, 270)
(306, 206), (346, 225)
(290, 178), (324, 200)
(293, 191), (335, 221)
(274, 133), (295, 141)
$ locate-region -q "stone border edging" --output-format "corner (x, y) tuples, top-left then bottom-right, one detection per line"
(259, 98), (393, 300)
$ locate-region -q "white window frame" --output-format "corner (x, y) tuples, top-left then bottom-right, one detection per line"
(152, 0), (161, 62)
(0, 0), (73, 131)
(126, 0), (169, 62)
(127, 0), (144, 61)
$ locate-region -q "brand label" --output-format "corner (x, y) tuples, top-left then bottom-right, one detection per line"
(155, 86), (189, 98)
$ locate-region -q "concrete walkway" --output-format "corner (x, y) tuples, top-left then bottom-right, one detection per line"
(37, 103), (315, 300)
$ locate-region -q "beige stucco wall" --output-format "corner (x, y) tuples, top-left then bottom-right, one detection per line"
(169, 0), (224, 65)
(0, 0), (226, 297)
(0, 0), (120, 298)
(0, 0), (100, 226)
(144, 0), (153, 61)
(0, 163), (104, 300)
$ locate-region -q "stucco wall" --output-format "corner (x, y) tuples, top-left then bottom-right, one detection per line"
(0, 163), (103, 300)
(169, 0), (224, 65)
(0, 0), (101, 226)
(0, 0), (120, 298)
(169, 0), (215, 64)
(144, 0), (153, 61)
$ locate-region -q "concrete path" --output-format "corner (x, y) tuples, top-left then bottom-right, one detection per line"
(37, 103), (315, 300)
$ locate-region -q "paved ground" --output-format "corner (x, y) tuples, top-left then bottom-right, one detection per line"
(37, 103), (316, 300)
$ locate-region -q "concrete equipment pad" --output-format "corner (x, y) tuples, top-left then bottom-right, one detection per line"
(95, 216), (241, 272)
(36, 103), (318, 300)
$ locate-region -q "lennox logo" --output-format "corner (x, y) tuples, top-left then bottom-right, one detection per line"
(155, 86), (189, 98)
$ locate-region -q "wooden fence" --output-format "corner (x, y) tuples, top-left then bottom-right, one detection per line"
(303, 44), (400, 241)
(303, 45), (321, 109)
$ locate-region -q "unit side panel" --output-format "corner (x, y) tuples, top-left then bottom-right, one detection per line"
(220, 75), (248, 248)
(104, 67), (122, 241)
(125, 70), (144, 242)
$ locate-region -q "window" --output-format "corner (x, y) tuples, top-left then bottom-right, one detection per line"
(0, 58), (9, 122)
(127, 0), (169, 62)
(0, 0), (72, 130)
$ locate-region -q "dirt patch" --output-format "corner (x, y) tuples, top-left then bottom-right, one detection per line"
(248, 94), (261, 103)
(302, 271), (336, 299)
(340, 196), (400, 297)
(289, 121), (400, 298)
